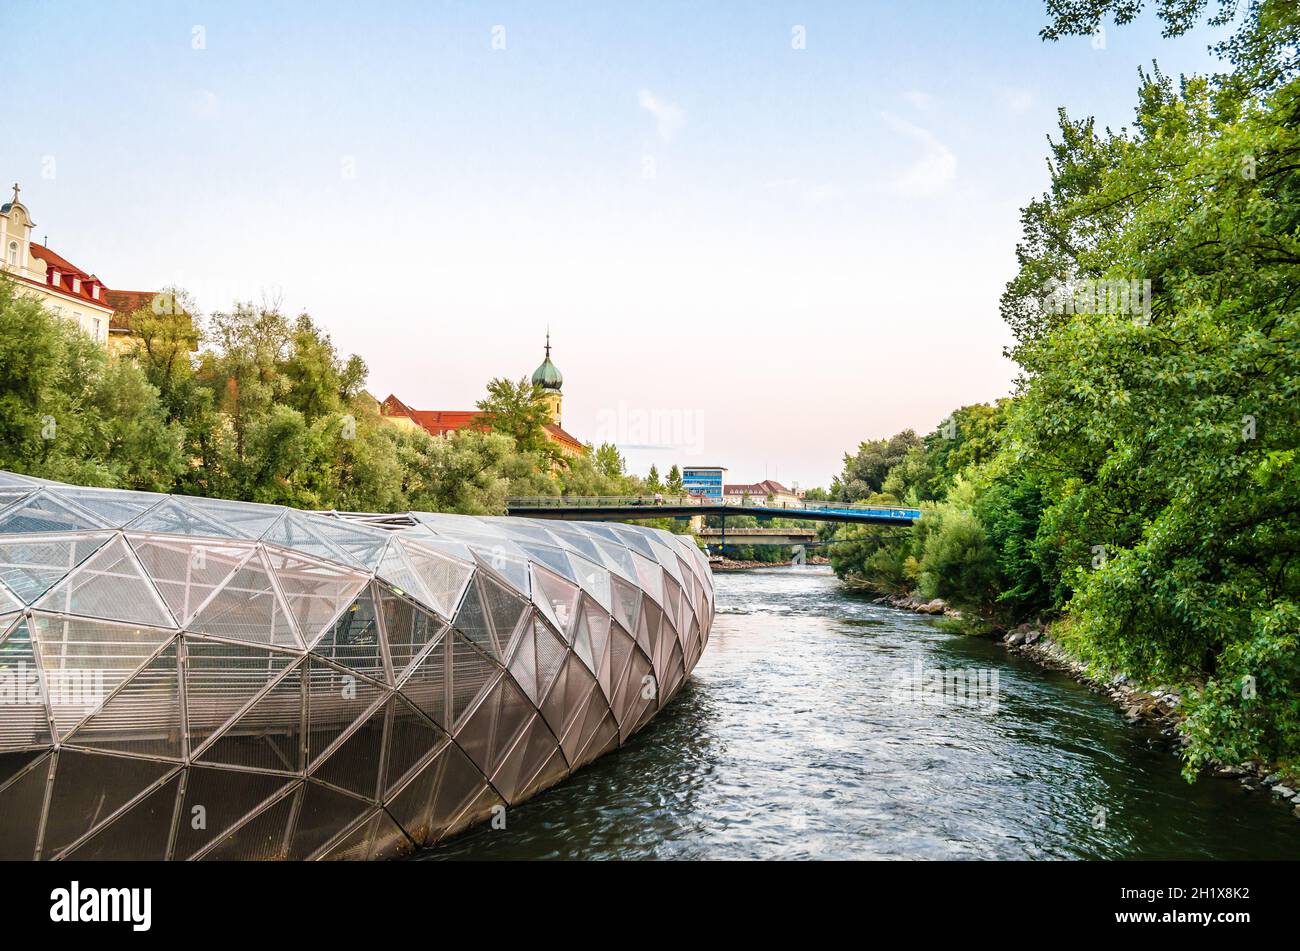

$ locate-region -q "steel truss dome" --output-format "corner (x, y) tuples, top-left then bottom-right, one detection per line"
(0, 471), (714, 860)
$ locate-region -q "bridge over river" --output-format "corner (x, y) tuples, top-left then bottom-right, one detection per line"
(505, 496), (920, 526)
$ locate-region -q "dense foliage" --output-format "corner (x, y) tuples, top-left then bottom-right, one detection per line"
(832, 0), (1300, 775)
(0, 285), (647, 514)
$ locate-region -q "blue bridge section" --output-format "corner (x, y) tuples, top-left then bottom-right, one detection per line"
(505, 497), (921, 526)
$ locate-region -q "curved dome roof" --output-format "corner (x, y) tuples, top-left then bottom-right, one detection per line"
(531, 335), (562, 390)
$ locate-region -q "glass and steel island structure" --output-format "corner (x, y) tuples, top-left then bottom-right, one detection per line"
(0, 471), (713, 860)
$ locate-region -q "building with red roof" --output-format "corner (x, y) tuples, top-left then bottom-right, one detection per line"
(380, 336), (587, 458)
(1, 183), (162, 352)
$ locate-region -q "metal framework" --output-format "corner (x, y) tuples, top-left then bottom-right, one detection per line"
(0, 471), (714, 860)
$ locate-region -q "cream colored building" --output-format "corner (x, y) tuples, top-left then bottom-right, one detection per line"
(1, 183), (153, 350)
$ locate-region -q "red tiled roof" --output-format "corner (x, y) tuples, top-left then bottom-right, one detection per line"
(103, 290), (158, 332)
(381, 394), (585, 452)
(21, 243), (160, 332)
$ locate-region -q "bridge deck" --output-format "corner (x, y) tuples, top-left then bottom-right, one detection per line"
(505, 498), (920, 526)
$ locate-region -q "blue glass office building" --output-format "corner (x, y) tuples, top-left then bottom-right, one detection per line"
(682, 466), (727, 500)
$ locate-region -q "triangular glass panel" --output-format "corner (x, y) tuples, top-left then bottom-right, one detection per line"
(52, 486), (165, 528)
(517, 543), (576, 581)
(631, 550), (664, 607)
(62, 772), (181, 860)
(310, 697), (387, 799)
(0, 753), (51, 860)
(449, 631), (497, 728)
(313, 584), (387, 683)
(181, 495), (285, 540)
(400, 634), (449, 728)
(306, 657), (385, 765)
(490, 713), (561, 805)
(264, 546), (368, 648)
(184, 637), (296, 751)
(28, 613), (176, 738)
(530, 562), (579, 640)
(424, 740), (493, 841)
(477, 563), (530, 657)
(575, 596), (612, 698)
(0, 490), (108, 534)
(384, 695), (444, 795)
(0, 620), (53, 749)
(398, 537), (473, 619)
(127, 496), (240, 537)
(196, 662), (304, 773)
(40, 750), (174, 858)
(383, 743), (446, 847)
(35, 535), (176, 627)
(558, 675), (606, 766)
(540, 652), (596, 753)
(262, 511), (355, 567)
(609, 574), (642, 634)
(63, 640), (182, 759)
(611, 525), (657, 560)
(377, 585), (447, 678)
(0, 532), (113, 604)
(593, 539), (637, 583)
(172, 766), (292, 860)
(199, 786), (296, 860)
(649, 537), (687, 587)
(310, 518), (390, 570)
(374, 539), (431, 606)
(289, 781), (372, 860)
(453, 674), (533, 780)
(127, 534), (252, 627)
(469, 546), (530, 597)
(187, 547), (299, 648)
(567, 552), (612, 613)
(451, 576), (496, 658)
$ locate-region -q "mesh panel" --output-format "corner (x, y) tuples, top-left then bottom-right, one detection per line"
(609, 574), (642, 634)
(289, 781), (372, 860)
(36, 535), (176, 628)
(63, 773), (180, 860)
(453, 674), (533, 779)
(567, 552), (612, 614)
(310, 698), (387, 799)
(449, 631), (496, 727)
(611, 525), (657, 560)
(306, 658), (384, 765)
(469, 546), (530, 596)
(128, 534), (252, 627)
(0, 620), (53, 749)
(172, 767), (291, 860)
(451, 577), (496, 658)
(377, 586), (446, 678)
(530, 563), (579, 640)
(127, 497), (240, 537)
(196, 663), (304, 773)
(262, 512), (354, 567)
(28, 613), (176, 738)
(383, 696), (443, 795)
(199, 787), (296, 860)
(0, 491), (107, 534)
(400, 634), (449, 728)
(0, 532), (113, 604)
(185, 638), (296, 752)
(313, 585), (387, 682)
(631, 551), (665, 607)
(41, 750), (174, 858)
(399, 538), (473, 619)
(264, 546), (368, 647)
(187, 547), (299, 648)
(374, 541), (429, 606)
(53, 487), (164, 527)
(0, 754), (51, 860)
(310, 518), (390, 570)
(63, 641), (182, 759)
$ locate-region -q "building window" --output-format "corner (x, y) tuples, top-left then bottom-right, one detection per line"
(6, 242), (16, 266)
(94, 318), (102, 339)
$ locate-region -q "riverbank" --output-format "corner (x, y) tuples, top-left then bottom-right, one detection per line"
(710, 554), (830, 571)
(864, 588), (1300, 822)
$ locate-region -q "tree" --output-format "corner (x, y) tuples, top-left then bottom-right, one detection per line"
(832, 430), (921, 501)
(592, 442), (626, 480)
(475, 376), (554, 458)
(645, 465), (663, 493)
(665, 464), (684, 494)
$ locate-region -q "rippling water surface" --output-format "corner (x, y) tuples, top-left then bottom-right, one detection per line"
(421, 566), (1300, 860)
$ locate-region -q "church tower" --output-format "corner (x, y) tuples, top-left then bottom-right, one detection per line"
(530, 331), (563, 426)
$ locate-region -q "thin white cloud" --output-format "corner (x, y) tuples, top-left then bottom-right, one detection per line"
(639, 89), (685, 142)
(882, 112), (956, 198)
(190, 89), (220, 118)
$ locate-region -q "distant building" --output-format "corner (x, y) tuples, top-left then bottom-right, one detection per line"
(682, 466), (727, 500)
(724, 479), (805, 507)
(0, 183), (161, 353)
(381, 334), (586, 458)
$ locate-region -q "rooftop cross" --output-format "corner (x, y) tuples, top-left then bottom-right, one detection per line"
(9, 183), (18, 205)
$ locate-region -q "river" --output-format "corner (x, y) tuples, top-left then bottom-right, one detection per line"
(420, 565), (1300, 860)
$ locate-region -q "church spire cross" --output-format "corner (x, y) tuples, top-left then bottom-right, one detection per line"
(9, 183), (18, 205)
(545, 327), (551, 359)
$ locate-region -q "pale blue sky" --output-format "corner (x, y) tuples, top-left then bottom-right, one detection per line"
(1, 1), (1229, 488)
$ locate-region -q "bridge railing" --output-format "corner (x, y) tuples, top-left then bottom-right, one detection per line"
(505, 496), (921, 520)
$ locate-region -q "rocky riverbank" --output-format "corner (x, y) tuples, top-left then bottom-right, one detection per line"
(869, 591), (1300, 822)
(711, 555), (830, 571)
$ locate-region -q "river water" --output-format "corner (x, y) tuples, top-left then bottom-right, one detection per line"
(422, 566), (1300, 860)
